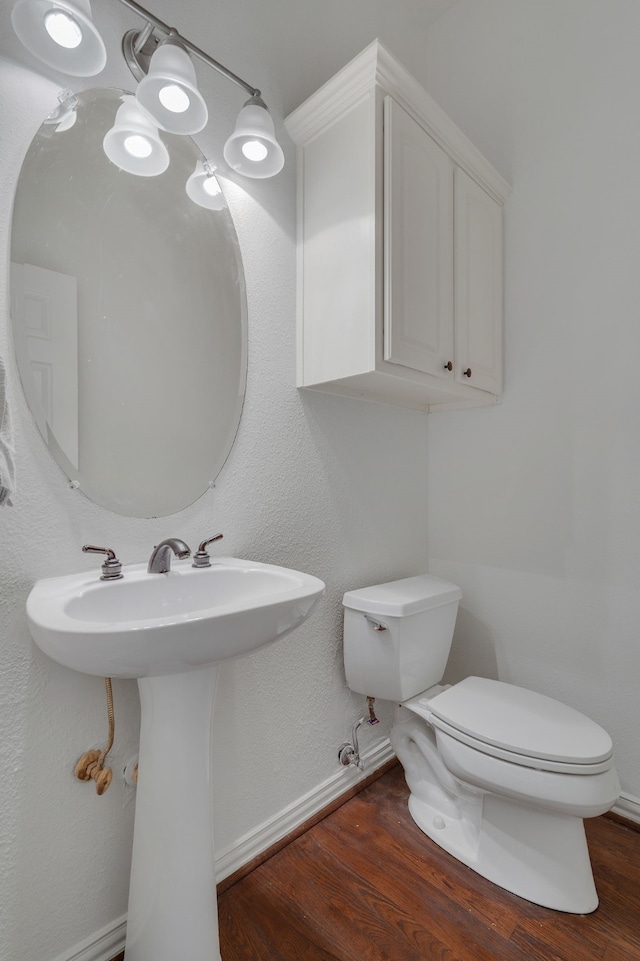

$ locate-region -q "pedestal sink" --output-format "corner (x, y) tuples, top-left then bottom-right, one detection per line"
(27, 556), (325, 961)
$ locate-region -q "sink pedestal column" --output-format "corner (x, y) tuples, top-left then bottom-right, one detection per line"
(124, 664), (222, 961)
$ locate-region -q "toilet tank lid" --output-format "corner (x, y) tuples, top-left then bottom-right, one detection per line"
(342, 574), (462, 616)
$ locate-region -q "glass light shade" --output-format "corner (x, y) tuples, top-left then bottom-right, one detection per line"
(136, 42), (208, 135)
(103, 97), (169, 177)
(223, 97), (285, 179)
(186, 161), (225, 210)
(11, 0), (106, 76)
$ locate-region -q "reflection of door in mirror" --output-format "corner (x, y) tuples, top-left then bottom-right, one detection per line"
(10, 262), (79, 470)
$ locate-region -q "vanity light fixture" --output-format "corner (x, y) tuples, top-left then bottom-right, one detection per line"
(185, 160), (226, 210)
(11, 0), (107, 76)
(223, 95), (285, 179)
(11, 0), (285, 179)
(103, 95), (170, 177)
(134, 37), (208, 136)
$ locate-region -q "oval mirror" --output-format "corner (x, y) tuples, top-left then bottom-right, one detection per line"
(10, 88), (247, 517)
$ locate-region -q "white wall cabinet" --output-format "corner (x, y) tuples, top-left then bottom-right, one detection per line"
(285, 41), (510, 411)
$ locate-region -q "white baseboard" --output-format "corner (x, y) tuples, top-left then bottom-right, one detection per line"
(612, 791), (640, 825)
(53, 738), (394, 961)
(50, 915), (126, 961)
(214, 736), (395, 880)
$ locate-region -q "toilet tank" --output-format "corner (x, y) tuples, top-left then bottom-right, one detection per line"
(342, 575), (462, 702)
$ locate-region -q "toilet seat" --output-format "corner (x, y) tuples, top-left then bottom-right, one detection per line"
(404, 676), (614, 775)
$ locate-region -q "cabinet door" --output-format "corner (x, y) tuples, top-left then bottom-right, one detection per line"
(454, 167), (503, 395)
(384, 97), (454, 378)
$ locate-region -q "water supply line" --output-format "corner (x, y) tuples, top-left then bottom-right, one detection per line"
(367, 695), (379, 725)
(74, 678), (115, 795)
(338, 697), (380, 771)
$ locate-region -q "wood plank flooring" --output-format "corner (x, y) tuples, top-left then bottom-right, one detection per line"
(111, 763), (640, 960)
(217, 764), (640, 961)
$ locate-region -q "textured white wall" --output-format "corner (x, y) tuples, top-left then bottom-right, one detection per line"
(426, 0), (640, 806)
(0, 2), (433, 958)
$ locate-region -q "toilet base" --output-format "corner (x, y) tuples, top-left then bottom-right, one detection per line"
(408, 789), (598, 914)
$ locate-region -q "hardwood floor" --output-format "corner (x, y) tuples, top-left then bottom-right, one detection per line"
(111, 763), (640, 960)
(217, 764), (640, 961)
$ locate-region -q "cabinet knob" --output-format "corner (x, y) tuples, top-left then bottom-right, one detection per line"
(443, 361), (453, 371)
(463, 368), (472, 378)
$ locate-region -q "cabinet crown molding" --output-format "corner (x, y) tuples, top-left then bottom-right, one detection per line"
(285, 39), (511, 205)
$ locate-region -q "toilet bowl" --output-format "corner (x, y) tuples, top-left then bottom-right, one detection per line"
(342, 576), (620, 913)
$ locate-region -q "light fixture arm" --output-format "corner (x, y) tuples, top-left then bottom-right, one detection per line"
(115, 0), (260, 97)
(131, 19), (154, 56)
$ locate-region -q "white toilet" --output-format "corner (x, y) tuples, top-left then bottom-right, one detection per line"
(342, 574), (620, 914)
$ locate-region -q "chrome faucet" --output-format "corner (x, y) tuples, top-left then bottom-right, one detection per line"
(147, 538), (191, 574)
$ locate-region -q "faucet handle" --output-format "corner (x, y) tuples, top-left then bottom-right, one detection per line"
(82, 545), (123, 581)
(192, 533), (223, 568)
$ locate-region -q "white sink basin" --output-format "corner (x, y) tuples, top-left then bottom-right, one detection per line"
(27, 556), (325, 678)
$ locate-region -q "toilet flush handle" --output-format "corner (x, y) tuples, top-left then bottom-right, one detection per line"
(364, 614), (387, 632)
